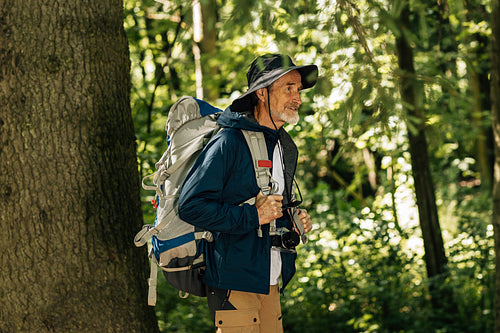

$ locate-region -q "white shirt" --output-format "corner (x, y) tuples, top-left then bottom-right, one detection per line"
(270, 143), (284, 286)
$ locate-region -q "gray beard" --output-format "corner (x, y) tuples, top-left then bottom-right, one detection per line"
(271, 108), (299, 125)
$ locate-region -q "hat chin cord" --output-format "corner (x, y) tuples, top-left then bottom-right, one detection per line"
(266, 87), (279, 131)
(265, 87), (294, 208)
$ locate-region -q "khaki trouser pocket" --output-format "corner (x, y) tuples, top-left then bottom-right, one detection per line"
(215, 309), (260, 333)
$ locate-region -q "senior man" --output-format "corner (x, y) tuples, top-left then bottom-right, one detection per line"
(178, 54), (318, 333)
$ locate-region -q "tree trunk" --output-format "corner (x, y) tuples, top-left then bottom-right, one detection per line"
(0, 1), (158, 331)
(470, 67), (493, 187)
(193, 0), (219, 101)
(491, 0), (500, 331)
(465, 1), (493, 188)
(394, 2), (455, 321)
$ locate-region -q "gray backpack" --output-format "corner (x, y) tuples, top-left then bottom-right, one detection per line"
(134, 96), (276, 306)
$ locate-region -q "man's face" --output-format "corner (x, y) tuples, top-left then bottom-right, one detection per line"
(268, 70), (303, 125)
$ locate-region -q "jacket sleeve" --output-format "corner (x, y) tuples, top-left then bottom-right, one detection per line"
(178, 131), (261, 234)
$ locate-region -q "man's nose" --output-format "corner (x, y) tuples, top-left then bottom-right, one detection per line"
(294, 91), (302, 105)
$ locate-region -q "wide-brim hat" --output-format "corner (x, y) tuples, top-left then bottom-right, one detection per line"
(231, 54), (318, 112)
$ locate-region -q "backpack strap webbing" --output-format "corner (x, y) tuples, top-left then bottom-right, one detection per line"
(241, 130), (274, 195)
(241, 130), (279, 237)
(148, 249), (158, 306)
(134, 208), (178, 247)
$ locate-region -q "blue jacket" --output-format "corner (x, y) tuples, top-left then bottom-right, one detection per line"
(178, 107), (298, 294)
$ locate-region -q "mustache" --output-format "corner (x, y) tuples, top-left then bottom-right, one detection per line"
(286, 103), (300, 110)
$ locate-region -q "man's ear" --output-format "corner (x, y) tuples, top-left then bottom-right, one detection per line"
(255, 88), (267, 102)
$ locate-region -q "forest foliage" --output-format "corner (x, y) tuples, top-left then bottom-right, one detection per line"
(124, 0), (495, 332)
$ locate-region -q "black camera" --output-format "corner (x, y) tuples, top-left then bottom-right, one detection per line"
(270, 229), (300, 250)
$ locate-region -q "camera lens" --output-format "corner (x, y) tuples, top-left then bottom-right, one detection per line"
(270, 235), (282, 247)
(281, 231), (300, 249)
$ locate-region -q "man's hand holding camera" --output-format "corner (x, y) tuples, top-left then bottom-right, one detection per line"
(295, 208), (312, 234)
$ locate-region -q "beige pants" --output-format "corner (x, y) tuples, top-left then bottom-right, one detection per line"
(213, 285), (283, 333)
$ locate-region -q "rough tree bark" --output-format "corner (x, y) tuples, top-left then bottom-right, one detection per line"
(491, 0), (500, 331)
(394, 1), (456, 322)
(0, 1), (158, 331)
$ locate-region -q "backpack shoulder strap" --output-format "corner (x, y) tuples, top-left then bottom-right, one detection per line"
(241, 130), (276, 196)
(241, 130), (279, 237)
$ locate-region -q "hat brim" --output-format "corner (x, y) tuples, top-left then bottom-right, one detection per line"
(231, 64), (318, 112)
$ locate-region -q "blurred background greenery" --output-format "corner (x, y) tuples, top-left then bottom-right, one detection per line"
(124, 0), (494, 331)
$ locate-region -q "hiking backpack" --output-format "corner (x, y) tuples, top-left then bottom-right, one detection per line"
(133, 96), (277, 306)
